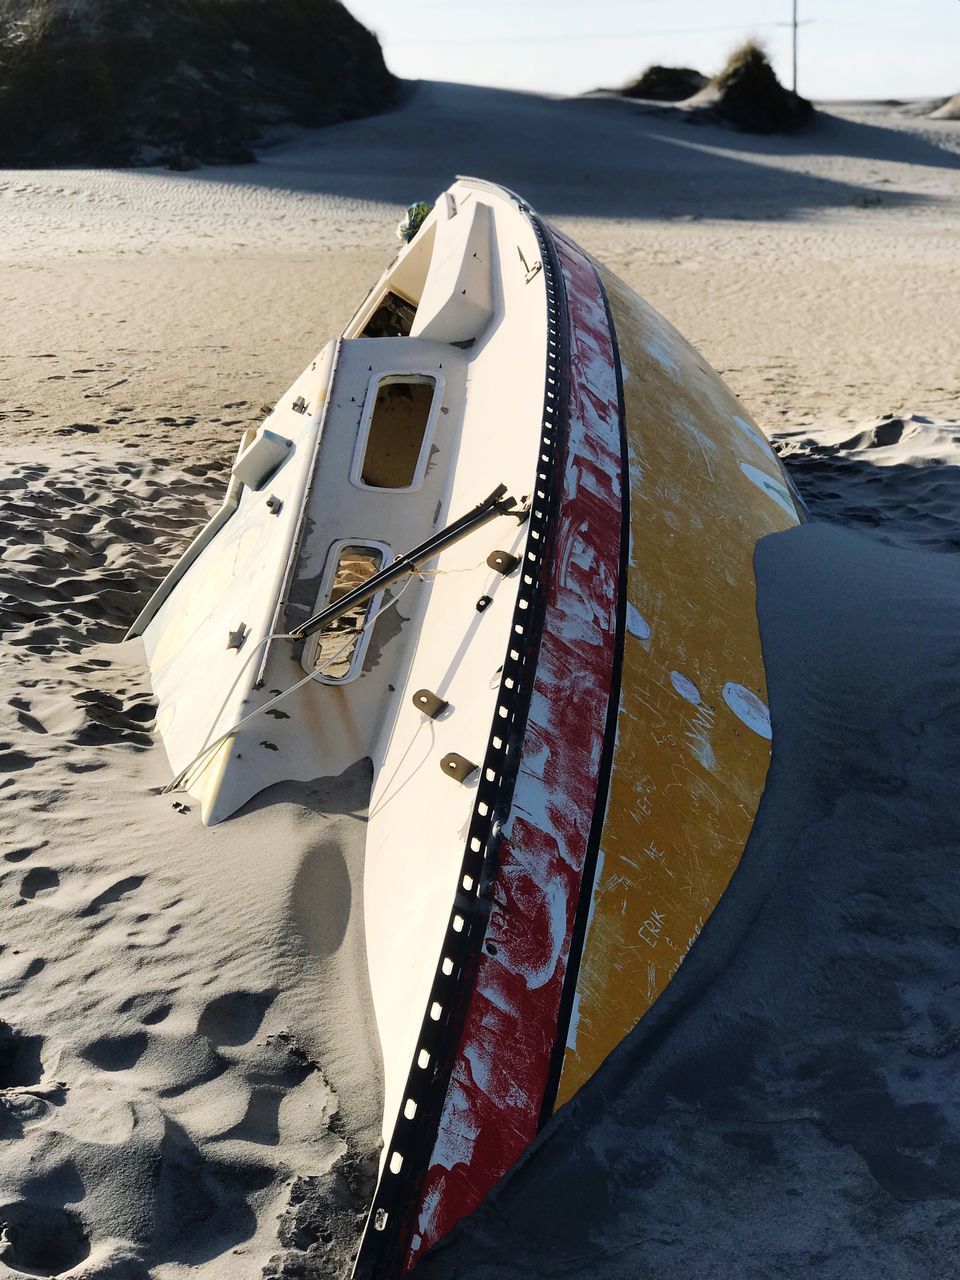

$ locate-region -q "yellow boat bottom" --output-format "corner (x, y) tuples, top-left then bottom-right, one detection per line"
(555, 266), (801, 1107)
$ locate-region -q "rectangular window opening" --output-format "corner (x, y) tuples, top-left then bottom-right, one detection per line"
(361, 290), (418, 339)
(358, 375), (438, 490)
(303, 542), (387, 683)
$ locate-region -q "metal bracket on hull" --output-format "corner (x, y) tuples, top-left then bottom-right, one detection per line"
(412, 689), (449, 720)
(487, 550), (520, 576)
(439, 753), (479, 784)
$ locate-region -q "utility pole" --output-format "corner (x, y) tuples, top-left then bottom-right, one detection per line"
(792, 0), (799, 94)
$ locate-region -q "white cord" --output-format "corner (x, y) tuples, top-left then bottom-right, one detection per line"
(163, 575), (415, 795)
(186, 627), (296, 760)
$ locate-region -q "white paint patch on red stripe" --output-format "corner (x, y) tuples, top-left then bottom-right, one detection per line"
(404, 229), (624, 1270)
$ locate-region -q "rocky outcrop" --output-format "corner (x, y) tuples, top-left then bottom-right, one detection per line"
(0, 0), (399, 167)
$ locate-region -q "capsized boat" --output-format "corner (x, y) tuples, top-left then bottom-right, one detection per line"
(131, 178), (805, 1275)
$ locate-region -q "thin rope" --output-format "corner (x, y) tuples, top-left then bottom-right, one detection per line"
(163, 575), (415, 795)
(191, 627), (296, 760)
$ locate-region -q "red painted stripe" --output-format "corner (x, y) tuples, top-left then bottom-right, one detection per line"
(404, 230), (624, 1269)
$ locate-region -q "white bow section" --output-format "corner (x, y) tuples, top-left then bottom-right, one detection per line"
(410, 199), (495, 344)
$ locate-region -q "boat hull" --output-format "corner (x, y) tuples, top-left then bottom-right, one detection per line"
(134, 175), (803, 1276)
(354, 209), (802, 1275)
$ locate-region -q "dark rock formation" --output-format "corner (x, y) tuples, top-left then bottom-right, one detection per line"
(0, 0), (398, 167)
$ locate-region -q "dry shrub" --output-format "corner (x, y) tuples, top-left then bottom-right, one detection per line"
(621, 65), (707, 103)
(695, 39), (814, 134)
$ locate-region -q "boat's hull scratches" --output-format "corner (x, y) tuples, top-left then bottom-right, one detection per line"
(555, 266), (801, 1106)
(405, 227), (626, 1266)
(352, 217), (628, 1275)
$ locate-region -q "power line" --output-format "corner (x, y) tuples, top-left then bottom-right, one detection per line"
(388, 20), (815, 48)
(401, 0), (660, 6)
(399, 0), (662, 6)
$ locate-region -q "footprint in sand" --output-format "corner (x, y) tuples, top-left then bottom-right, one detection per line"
(4, 841), (47, 864)
(80, 1032), (148, 1072)
(19, 867), (60, 900)
(0, 1202), (90, 1277)
(119, 992), (172, 1027)
(54, 423), (100, 436)
(9, 697), (47, 735)
(0, 1021), (44, 1089)
(197, 988), (278, 1047)
(64, 760), (108, 775)
(71, 689), (155, 747)
(80, 875), (145, 918)
(0, 747), (37, 773)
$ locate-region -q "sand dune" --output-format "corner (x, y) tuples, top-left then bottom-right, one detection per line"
(0, 0), (396, 168)
(774, 414), (960, 553)
(932, 92), (960, 121)
(1, 77), (960, 1276)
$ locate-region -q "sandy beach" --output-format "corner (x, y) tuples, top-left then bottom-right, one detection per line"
(2, 79), (960, 1276)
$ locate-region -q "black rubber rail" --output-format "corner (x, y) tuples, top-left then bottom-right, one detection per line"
(288, 483), (526, 641)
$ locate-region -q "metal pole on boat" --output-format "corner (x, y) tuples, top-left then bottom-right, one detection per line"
(792, 0), (799, 94)
(289, 484), (527, 641)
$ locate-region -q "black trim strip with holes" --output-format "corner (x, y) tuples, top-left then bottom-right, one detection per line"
(350, 210), (571, 1280)
(537, 253), (631, 1128)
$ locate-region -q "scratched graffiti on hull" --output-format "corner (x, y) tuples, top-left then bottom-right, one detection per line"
(406, 230), (625, 1266)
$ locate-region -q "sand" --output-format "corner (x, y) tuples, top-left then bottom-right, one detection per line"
(2, 79), (959, 1276)
(0, 446), (383, 1276)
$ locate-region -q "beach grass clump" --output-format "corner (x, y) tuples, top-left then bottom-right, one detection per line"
(693, 39), (813, 133)
(0, 0), (399, 167)
(621, 64), (707, 103)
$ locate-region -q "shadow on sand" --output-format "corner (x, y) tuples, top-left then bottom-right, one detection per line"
(580, 91), (960, 171)
(168, 80), (957, 221)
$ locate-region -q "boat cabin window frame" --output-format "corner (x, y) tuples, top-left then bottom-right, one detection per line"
(350, 370), (445, 495)
(300, 538), (393, 684)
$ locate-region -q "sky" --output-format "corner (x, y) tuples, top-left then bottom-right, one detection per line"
(346, 0), (959, 103)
